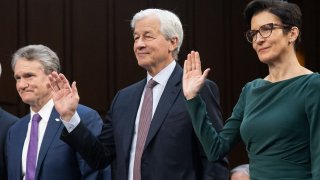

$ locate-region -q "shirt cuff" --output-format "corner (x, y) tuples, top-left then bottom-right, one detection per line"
(61, 112), (80, 133)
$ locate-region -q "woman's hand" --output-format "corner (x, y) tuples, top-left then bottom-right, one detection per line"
(183, 51), (210, 100)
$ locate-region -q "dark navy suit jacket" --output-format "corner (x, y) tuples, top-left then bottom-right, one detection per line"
(0, 107), (18, 180)
(62, 64), (229, 180)
(6, 104), (111, 180)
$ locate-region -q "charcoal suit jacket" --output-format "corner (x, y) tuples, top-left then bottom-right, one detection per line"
(62, 64), (229, 180)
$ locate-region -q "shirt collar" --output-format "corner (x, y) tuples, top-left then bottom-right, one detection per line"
(30, 99), (54, 122)
(147, 60), (176, 86)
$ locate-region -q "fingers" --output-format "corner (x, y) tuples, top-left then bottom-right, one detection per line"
(187, 51), (202, 71)
(48, 71), (60, 92)
(184, 51), (197, 73)
(49, 71), (72, 92)
(71, 81), (80, 99)
(58, 73), (72, 91)
(183, 59), (188, 75)
(184, 53), (192, 74)
(194, 51), (202, 72)
(190, 51), (196, 70)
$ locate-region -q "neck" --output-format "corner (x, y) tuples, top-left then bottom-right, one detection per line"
(147, 59), (174, 77)
(266, 53), (312, 82)
(30, 95), (52, 112)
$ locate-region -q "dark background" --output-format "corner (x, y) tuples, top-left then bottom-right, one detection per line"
(0, 0), (319, 169)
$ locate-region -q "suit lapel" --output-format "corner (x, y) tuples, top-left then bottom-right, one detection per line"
(144, 64), (182, 148)
(35, 108), (63, 179)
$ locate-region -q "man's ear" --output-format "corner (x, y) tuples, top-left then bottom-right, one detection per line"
(169, 37), (178, 52)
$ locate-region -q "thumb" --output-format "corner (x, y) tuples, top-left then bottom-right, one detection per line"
(198, 68), (211, 88)
(71, 81), (79, 99)
(202, 68), (211, 79)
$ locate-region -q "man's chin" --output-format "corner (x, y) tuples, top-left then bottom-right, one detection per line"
(137, 61), (149, 68)
(20, 97), (33, 105)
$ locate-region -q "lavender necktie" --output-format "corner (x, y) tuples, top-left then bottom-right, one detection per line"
(133, 79), (158, 180)
(26, 113), (42, 180)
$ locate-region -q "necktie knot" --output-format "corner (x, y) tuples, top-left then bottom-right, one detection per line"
(32, 113), (42, 123)
(147, 79), (158, 89)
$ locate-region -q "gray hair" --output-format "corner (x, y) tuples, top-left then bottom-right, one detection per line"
(11, 44), (60, 74)
(231, 164), (250, 176)
(131, 8), (184, 60)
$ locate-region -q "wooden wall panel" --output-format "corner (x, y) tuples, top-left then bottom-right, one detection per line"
(112, 0), (146, 90)
(193, 1), (231, 113)
(0, 0), (21, 115)
(300, 0), (320, 71)
(1, 0), (319, 169)
(71, 0), (108, 114)
(26, 0), (64, 49)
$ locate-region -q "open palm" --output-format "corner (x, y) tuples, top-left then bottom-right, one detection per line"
(49, 72), (79, 121)
(183, 51), (210, 100)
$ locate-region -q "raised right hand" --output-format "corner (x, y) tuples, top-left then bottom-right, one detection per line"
(182, 51), (210, 100)
(48, 71), (79, 122)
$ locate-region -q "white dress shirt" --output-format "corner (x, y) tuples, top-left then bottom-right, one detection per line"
(128, 60), (176, 180)
(21, 99), (53, 179)
(62, 60), (177, 180)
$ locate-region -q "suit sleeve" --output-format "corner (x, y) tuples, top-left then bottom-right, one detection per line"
(197, 80), (229, 180)
(61, 106), (116, 170)
(75, 108), (112, 179)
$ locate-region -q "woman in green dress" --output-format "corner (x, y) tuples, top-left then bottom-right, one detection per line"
(183, 0), (320, 179)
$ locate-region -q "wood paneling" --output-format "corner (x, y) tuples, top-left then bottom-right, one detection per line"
(1, 0), (319, 169)
(0, 0), (21, 114)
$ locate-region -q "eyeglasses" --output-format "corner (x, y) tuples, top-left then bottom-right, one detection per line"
(245, 23), (291, 43)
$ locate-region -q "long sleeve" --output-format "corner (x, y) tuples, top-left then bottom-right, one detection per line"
(187, 74), (320, 179)
(186, 86), (246, 161)
(61, 120), (115, 170)
(61, 106), (115, 170)
(75, 107), (112, 179)
(198, 81), (229, 180)
(305, 76), (320, 179)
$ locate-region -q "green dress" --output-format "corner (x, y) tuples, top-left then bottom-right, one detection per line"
(186, 74), (320, 180)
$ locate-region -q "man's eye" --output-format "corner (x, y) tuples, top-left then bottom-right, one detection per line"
(145, 36), (154, 40)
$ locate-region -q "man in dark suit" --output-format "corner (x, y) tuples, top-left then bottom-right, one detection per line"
(50, 9), (229, 180)
(0, 63), (19, 180)
(5, 45), (111, 180)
